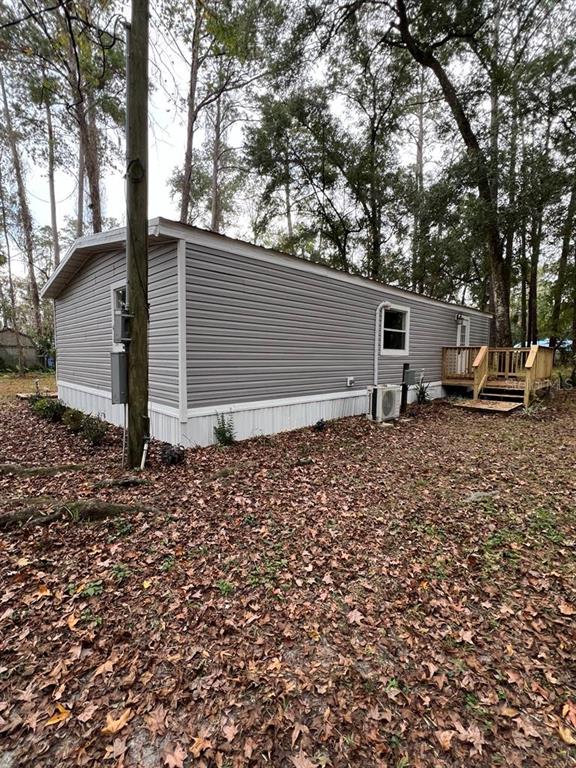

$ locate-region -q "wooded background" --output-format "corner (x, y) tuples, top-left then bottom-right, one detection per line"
(0, 0), (574, 351)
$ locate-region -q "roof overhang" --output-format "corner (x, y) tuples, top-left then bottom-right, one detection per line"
(40, 218), (181, 300)
(41, 216), (492, 318)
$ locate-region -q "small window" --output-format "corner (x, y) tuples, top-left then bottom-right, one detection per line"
(381, 305), (409, 355)
(111, 284), (127, 350)
(113, 286), (127, 312)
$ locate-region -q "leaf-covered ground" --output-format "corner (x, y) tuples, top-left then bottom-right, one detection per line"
(1, 394), (575, 768)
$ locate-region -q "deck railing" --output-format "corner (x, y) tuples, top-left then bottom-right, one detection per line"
(442, 346), (481, 381)
(442, 343), (555, 404)
(487, 347), (530, 379)
(473, 346), (488, 399)
(524, 345), (555, 405)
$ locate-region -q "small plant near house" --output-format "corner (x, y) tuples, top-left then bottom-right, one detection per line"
(159, 443), (186, 466)
(249, 554), (287, 589)
(79, 579), (104, 597)
(31, 397), (66, 422)
(214, 413), (235, 446)
(111, 518), (133, 538)
(312, 418), (327, 432)
(520, 400), (547, 419)
(215, 579), (234, 596)
(530, 507), (563, 544)
(111, 563), (131, 584)
(79, 608), (103, 627)
(415, 379), (430, 405)
(62, 408), (84, 433)
(80, 415), (108, 446)
(160, 555), (176, 573)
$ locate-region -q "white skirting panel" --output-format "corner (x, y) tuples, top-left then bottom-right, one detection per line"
(57, 381), (182, 444)
(58, 380), (446, 447)
(407, 382), (445, 403)
(182, 390), (369, 447)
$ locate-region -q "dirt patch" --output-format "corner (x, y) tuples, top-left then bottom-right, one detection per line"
(0, 372), (56, 400)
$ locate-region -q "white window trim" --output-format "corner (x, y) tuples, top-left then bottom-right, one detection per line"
(456, 316), (471, 346)
(110, 279), (127, 352)
(380, 303), (410, 357)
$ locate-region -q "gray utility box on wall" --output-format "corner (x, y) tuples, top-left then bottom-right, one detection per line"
(111, 351), (128, 404)
(113, 310), (131, 344)
(404, 369), (423, 386)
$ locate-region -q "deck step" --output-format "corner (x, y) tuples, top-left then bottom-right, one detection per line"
(454, 399), (522, 412)
(480, 391), (524, 401)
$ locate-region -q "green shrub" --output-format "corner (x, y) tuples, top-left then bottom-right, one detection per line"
(62, 408), (84, 433)
(214, 412), (235, 446)
(31, 397), (66, 422)
(80, 415), (108, 446)
(415, 379), (431, 405)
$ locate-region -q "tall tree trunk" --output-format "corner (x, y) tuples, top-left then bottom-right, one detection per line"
(0, 160), (24, 372)
(84, 101), (102, 232)
(73, 105), (101, 233)
(210, 95), (222, 232)
(572, 234), (576, 357)
(550, 175), (576, 346)
(0, 282), (7, 327)
(520, 224), (528, 347)
(0, 69), (42, 339)
(528, 211), (542, 344)
(412, 68), (425, 292)
(395, 0), (511, 345)
(367, 123), (381, 280)
(77, 140), (84, 238)
(526, 74), (552, 347)
(488, 7), (500, 204)
(284, 149), (294, 245)
(45, 100), (60, 266)
(179, 0), (203, 223)
(503, 82), (518, 297)
(64, 16), (102, 235)
(285, 179), (294, 242)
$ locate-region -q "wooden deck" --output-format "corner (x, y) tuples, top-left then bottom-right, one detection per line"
(442, 345), (554, 408)
(453, 399), (522, 412)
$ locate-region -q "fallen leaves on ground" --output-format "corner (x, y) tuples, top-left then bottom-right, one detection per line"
(0, 395), (575, 766)
(45, 704), (71, 726)
(101, 708), (133, 735)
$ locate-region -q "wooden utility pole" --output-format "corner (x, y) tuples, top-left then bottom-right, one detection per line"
(126, 0), (149, 468)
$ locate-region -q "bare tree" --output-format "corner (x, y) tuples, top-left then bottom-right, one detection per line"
(0, 68), (42, 339)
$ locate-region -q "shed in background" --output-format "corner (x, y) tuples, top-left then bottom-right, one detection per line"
(0, 328), (38, 370)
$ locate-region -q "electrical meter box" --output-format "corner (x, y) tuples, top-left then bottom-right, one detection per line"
(111, 351), (128, 404)
(113, 310), (131, 344)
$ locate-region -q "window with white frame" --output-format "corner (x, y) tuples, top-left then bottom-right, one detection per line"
(381, 305), (410, 355)
(111, 284), (127, 350)
(113, 285), (127, 314)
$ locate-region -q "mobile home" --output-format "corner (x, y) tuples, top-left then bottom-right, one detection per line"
(41, 218), (492, 445)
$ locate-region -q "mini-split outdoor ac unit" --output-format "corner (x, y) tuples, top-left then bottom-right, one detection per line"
(366, 384), (402, 422)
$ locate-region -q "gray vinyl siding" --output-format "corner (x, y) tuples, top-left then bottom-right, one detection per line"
(469, 314), (491, 346)
(54, 243), (179, 407)
(186, 243), (491, 408)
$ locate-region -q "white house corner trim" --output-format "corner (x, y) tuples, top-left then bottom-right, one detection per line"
(176, 238), (188, 423)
